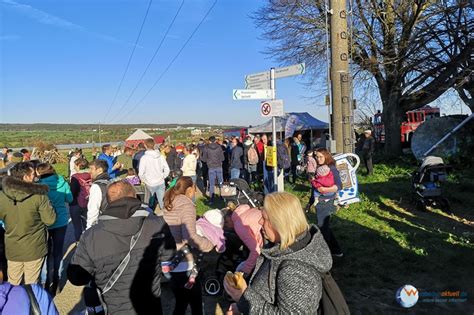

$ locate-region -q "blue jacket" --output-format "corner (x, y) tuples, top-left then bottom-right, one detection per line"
(98, 153), (117, 178)
(0, 282), (59, 314)
(39, 174), (73, 229)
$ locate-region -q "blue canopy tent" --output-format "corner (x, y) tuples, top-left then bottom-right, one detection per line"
(248, 112), (328, 134)
(248, 112), (329, 148)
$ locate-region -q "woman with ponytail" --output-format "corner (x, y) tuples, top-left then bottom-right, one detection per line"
(163, 176), (213, 315)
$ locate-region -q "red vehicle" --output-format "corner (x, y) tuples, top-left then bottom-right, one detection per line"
(223, 128), (248, 140)
(373, 106), (441, 144)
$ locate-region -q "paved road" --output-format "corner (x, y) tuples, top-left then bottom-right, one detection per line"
(54, 221), (230, 314)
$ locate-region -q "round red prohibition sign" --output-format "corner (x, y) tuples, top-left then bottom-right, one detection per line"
(261, 103), (271, 116)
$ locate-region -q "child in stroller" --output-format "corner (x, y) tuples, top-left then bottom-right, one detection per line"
(412, 156), (451, 212)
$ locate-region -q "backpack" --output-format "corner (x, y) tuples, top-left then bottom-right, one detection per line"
(94, 179), (110, 213)
(277, 143), (291, 170)
(73, 174), (92, 209)
(248, 146), (259, 165)
(318, 272), (350, 315)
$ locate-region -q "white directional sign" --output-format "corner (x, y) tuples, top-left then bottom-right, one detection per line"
(261, 100), (284, 117)
(244, 63), (306, 85)
(275, 63), (305, 79)
(233, 89), (273, 100)
(245, 80), (271, 90)
(245, 71), (270, 84)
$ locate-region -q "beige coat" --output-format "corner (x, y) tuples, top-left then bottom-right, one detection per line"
(163, 194), (213, 252)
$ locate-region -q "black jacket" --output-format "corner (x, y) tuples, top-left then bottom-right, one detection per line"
(67, 197), (176, 314)
(202, 142), (224, 169)
(230, 145), (244, 169)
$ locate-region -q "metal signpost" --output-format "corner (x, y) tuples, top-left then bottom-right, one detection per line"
(233, 63), (305, 192)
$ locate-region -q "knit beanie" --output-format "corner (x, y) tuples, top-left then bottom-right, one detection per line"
(203, 209), (224, 228)
(316, 165), (330, 177)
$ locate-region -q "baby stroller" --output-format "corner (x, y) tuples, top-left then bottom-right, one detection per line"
(220, 178), (264, 209)
(201, 228), (249, 296)
(412, 156), (451, 212)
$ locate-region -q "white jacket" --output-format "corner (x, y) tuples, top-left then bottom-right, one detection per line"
(139, 150), (170, 187)
(181, 154), (197, 177)
(86, 183), (102, 229)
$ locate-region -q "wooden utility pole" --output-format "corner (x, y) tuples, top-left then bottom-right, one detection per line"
(329, 0), (353, 153)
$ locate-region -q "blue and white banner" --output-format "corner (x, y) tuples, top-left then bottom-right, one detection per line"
(284, 114), (299, 138)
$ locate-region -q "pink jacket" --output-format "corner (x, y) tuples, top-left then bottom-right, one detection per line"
(306, 156), (317, 174)
(196, 218), (226, 253)
(232, 205), (263, 275)
(311, 171), (335, 189)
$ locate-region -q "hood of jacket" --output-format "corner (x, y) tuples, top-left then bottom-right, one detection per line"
(207, 142), (222, 152)
(39, 174), (68, 192)
(93, 172), (110, 183)
(99, 197), (148, 236)
(1, 176), (49, 202)
(144, 150), (162, 159)
(262, 225), (332, 274)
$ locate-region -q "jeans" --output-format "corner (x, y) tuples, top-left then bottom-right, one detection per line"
(170, 272), (203, 315)
(208, 168), (223, 196)
(263, 167), (275, 194)
(69, 205), (86, 242)
(148, 183), (166, 210)
(42, 225), (67, 289)
(230, 168), (240, 179)
(316, 197), (342, 255)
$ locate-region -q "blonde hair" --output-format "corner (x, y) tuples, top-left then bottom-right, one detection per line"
(264, 192), (309, 250)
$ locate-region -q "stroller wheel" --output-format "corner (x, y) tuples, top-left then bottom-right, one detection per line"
(203, 276), (222, 296)
(416, 200), (427, 212)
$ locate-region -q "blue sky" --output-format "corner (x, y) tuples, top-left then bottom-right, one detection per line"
(1, 0), (469, 126)
(0, 0), (329, 126)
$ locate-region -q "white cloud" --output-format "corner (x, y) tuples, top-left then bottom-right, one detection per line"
(1, 0), (139, 47)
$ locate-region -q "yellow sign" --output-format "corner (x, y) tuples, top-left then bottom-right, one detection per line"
(266, 146), (277, 167)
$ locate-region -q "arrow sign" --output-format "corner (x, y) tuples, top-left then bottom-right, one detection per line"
(233, 89), (273, 100)
(245, 71), (270, 84)
(261, 99), (284, 117)
(245, 80), (271, 90)
(275, 63), (305, 79)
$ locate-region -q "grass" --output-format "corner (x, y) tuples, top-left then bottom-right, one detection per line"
(51, 153), (474, 313)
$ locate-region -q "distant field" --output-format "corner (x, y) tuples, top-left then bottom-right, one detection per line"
(0, 123), (240, 148)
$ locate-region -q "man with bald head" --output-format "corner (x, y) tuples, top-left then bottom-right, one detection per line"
(68, 181), (176, 314)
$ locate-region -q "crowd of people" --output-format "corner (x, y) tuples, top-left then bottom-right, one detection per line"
(0, 131), (353, 314)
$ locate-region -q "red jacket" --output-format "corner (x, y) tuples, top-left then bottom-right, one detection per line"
(311, 171), (335, 189)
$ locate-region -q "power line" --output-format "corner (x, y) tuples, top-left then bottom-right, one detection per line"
(107, 0), (185, 123)
(102, 0), (154, 122)
(114, 0), (218, 123)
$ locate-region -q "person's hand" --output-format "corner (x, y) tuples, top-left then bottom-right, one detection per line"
(113, 162), (121, 170)
(224, 277), (247, 302)
(225, 303), (241, 315)
(317, 186), (326, 194)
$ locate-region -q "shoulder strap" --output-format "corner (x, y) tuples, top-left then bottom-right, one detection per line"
(24, 284), (41, 315)
(101, 219), (146, 295)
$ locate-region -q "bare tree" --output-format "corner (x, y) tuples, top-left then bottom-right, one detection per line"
(254, 0), (473, 154)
